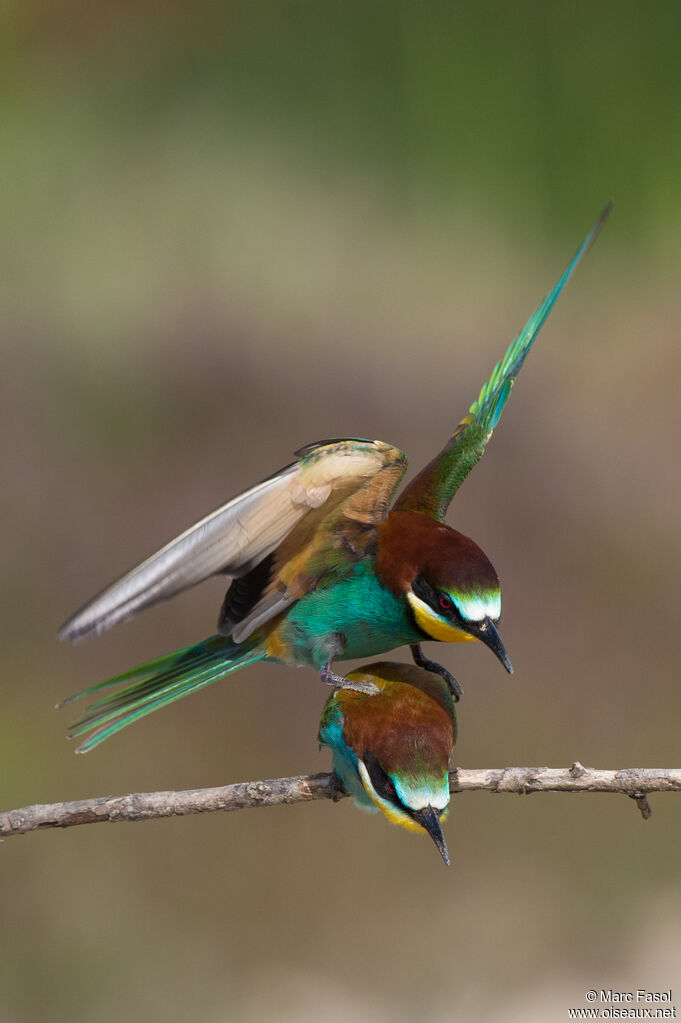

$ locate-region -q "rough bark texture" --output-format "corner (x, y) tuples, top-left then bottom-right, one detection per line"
(2, 764), (679, 838)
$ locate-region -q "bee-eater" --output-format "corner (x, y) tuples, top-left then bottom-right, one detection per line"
(319, 661), (456, 865)
(60, 205), (610, 752)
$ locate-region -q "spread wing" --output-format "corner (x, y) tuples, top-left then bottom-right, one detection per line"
(394, 203), (612, 521)
(224, 440), (409, 643)
(59, 438), (407, 642)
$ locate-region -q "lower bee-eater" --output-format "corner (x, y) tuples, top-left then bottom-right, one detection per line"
(319, 661), (456, 865)
(59, 205), (610, 752)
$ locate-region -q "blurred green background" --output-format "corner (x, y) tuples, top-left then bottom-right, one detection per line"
(2, 3), (680, 1021)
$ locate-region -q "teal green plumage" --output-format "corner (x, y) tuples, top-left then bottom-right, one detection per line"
(66, 565), (427, 752)
(277, 561), (424, 663)
(59, 207), (610, 751)
(66, 564), (424, 752)
(64, 637), (265, 752)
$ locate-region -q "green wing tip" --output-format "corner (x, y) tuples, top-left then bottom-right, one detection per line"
(393, 202), (612, 519)
(594, 200), (613, 234)
(576, 201), (613, 262)
(477, 200), (613, 430)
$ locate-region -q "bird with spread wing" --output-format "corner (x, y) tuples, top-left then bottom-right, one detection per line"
(59, 205), (610, 751)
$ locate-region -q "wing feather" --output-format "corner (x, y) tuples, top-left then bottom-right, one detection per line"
(59, 439), (406, 642)
(394, 203), (611, 520)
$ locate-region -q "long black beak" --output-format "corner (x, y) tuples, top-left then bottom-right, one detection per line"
(469, 617), (513, 674)
(412, 806), (450, 866)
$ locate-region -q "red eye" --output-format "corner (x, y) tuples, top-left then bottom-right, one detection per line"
(439, 595), (452, 611)
(386, 779), (395, 795)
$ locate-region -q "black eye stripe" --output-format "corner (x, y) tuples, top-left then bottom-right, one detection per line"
(412, 574), (462, 623)
(363, 752), (399, 806)
(412, 573), (439, 606)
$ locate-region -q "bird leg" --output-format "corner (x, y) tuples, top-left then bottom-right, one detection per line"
(320, 660), (380, 696)
(410, 644), (463, 702)
(328, 772), (347, 802)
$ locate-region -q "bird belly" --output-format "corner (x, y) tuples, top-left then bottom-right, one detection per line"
(264, 565), (421, 668)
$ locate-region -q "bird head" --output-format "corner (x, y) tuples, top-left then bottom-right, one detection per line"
(378, 511), (513, 673)
(319, 662), (455, 864)
(356, 748), (451, 865)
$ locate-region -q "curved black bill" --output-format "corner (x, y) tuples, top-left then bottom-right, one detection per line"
(470, 616), (513, 674)
(412, 805), (450, 866)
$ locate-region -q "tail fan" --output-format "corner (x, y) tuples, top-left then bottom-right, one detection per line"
(61, 635), (265, 753)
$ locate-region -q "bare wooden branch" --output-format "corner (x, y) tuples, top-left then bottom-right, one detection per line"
(2, 763), (680, 839)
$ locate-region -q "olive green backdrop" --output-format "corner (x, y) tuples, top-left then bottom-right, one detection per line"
(2, 3), (680, 1021)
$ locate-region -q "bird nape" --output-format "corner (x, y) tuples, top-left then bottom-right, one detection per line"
(59, 204), (611, 752)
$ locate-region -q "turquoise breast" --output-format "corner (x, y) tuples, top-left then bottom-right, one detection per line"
(279, 562), (422, 667)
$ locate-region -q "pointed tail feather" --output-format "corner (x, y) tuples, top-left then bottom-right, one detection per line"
(63, 635), (265, 753)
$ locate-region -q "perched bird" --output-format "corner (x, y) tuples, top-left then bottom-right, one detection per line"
(60, 205), (610, 752)
(319, 661), (456, 865)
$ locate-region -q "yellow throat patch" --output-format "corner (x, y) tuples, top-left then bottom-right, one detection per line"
(357, 760), (449, 833)
(406, 592), (475, 644)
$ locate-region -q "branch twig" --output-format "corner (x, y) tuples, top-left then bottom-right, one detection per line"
(2, 764), (680, 838)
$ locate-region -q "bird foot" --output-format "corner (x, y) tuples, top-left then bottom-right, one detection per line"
(329, 772), (347, 802)
(320, 662), (380, 696)
(410, 645), (463, 702)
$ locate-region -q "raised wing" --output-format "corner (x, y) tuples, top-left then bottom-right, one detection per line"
(394, 203), (612, 520)
(59, 438), (406, 642)
(222, 439), (408, 642)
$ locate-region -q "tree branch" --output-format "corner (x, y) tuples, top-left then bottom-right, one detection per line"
(2, 764), (680, 838)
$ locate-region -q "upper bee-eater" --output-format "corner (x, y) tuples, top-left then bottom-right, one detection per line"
(59, 205), (610, 752)
(319, 661), (456, 865)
